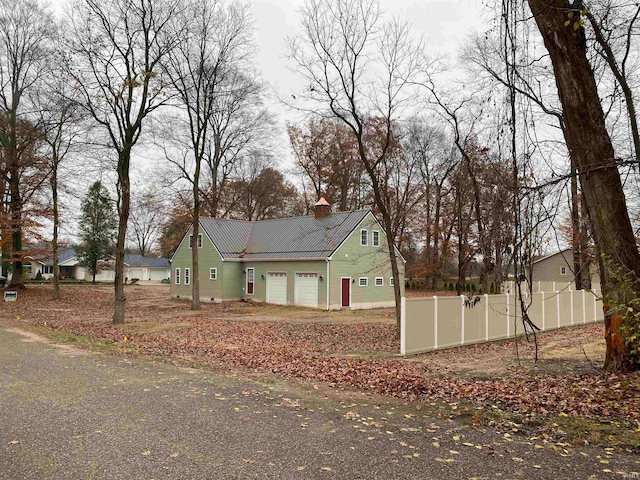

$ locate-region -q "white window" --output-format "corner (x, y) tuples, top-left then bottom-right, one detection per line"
(210, 268), (217, 280)
(189, 234), (203, 249)
(43, 266), (54, 275)
(390, 276), (394, 287)
(359, 277), (368, 287)
(560, 266), (567, 275)
(360, 229), (368, 246)
(372, 230), (380, 247)
(185, 268), (191, 286)
(375, 277), (384, 286)
(175, 268), (181, 285)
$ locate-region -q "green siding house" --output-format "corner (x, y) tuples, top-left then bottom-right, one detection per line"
(170, 199), (405, 309)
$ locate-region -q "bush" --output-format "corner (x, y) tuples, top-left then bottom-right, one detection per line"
(161, 278), (170, 284)
(35, 271), (43, 281)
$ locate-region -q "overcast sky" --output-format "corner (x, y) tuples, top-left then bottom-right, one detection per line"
(48, 0), (485, 175)
(49, 0), (483, 100)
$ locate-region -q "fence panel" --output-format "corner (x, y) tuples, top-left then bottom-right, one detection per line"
(527, 292), (544, 329)
(463, 294), (487, 345)
(436, 296), (463, 349)
(402, 297), (435, 355)
(487, 294), (510, 341)
(558, 291), (573, 327)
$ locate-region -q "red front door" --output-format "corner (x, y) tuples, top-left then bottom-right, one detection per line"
(341, 278), (350, 307)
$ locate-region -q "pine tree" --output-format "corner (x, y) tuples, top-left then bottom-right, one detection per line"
(76, 181), (117, 283)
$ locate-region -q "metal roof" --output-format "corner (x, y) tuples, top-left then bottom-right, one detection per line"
(125, 254), (170, 268)
(199, 210), (370, 260)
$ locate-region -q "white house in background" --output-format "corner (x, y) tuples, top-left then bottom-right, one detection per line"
(26, 247), (87, 280)
(25, 247), (170, 282)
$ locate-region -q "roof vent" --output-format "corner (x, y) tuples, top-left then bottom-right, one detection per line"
(314, 197), (331, 219)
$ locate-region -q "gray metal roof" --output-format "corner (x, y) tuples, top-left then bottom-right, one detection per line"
(39, 247), (77, 266)
(199, 210), (370, 260)
(125, 254), (170, 268)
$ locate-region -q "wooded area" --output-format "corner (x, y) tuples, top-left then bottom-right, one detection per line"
(1, 0), (639, 370)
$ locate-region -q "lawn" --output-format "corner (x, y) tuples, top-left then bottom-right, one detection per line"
(2, 285), (639, 445)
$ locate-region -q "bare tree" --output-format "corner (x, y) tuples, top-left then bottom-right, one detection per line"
(161, 0), (255, 309)
(288, 118), (363, 212)
(128, 188), (164, 256)
(67, 0), (184, 323)
(35, 33), (86, 300)
(0, 0), (54, 287)
(288, 0), (422, 327)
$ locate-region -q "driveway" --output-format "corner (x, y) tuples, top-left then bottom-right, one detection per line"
(0, 326), (637, 479)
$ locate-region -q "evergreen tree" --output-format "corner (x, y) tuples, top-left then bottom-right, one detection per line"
(76, 181), (117, 283)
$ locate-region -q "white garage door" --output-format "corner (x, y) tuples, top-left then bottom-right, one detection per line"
(267, 272), (287, 305)
(129, 269), (144, 280)
(149, 269), (170, 281)
(295, 273), (318, 308)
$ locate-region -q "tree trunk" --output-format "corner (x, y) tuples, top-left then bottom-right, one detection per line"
(113, 151), (130, 324)
(191, 177), (201, 310)
(571, 158), (582, 289)
(8, 160), (24, 289)
(51, 166), (60, 300)
(529, 0), (640, 371)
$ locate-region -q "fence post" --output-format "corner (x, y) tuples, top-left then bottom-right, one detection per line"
(460, 295), (465, 346)
(538, 281), (541, 294)
(433, 296), (438, 349)
(556, 290), (561, 328)
(582, 289), (586, 323)
(570, 290), (574, 325)
(484, 294), (489, 341)
(553, 281), (556, 292)
(506, 292), (510, 338)
(400, 296), (406, 355)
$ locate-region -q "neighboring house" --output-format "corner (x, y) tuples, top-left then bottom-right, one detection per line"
(170, 199), (405, 309)
(25, 247), (170, 282)
(529, 248), (600, 284)
(124, 254), (171, 281)
(26, 247), (86, 280)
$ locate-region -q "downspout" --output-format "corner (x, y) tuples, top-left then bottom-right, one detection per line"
(326, 258), (330, 310)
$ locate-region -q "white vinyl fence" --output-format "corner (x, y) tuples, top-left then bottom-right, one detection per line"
(400, 289), (604, 355)
(503, 280), (601, 294)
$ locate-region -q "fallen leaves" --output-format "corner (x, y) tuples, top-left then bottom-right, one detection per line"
(6, 286), (640, 427)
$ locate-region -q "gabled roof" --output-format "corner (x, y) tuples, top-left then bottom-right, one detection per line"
(125, 254), (170, 268)
(532, 248), (572, 265)
(199, 210), (371, 260)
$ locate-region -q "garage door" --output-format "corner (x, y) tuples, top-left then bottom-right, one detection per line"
(149, 269), (170, 281)
(295, 273), (318, 308)
(129, 269), (144, 280)
(267, 272), (287, 305)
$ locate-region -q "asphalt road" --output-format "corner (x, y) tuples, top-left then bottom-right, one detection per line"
(0, 326), (638, 479)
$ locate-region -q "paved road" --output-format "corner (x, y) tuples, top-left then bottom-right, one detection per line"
(0, 326), (638, 479)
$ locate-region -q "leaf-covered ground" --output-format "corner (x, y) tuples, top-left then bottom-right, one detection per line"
(2, 285), (640, 431)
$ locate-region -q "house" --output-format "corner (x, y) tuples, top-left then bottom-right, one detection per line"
(25, 247), (170, 282)
(25, 247), (87, 280)
(170, 199), (405, 309)
(529, 248), (600, 285)
(123, 254), (171, 281)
